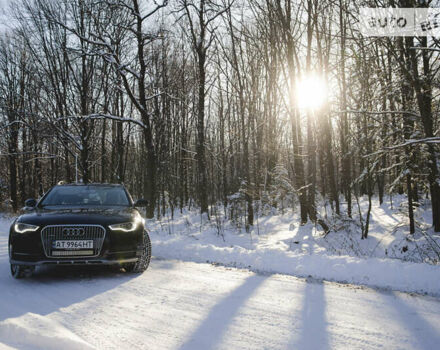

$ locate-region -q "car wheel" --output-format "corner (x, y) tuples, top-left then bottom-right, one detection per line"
(9, 242), (34, 279)
(10, 264), (26, 279)
(124, 230), (151, 273)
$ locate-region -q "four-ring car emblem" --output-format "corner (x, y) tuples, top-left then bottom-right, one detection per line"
(62, 227), (85, 236)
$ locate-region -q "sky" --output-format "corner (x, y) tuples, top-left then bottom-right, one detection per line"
(0, 0), (8, 31)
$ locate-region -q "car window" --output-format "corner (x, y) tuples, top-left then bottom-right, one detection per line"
(40, 186), (130, 207)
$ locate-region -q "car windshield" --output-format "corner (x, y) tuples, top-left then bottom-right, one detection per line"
(40, 185), (130, 207)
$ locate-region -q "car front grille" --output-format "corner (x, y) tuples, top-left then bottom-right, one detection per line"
(41, 225), (106, 258)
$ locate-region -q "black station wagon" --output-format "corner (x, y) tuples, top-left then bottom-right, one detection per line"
(8, 183), (151, 278)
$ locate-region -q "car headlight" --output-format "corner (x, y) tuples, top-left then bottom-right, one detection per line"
(109, 222), (138, 232)
(14, 222), (39, 233)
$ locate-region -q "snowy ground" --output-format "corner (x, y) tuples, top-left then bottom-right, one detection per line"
(1, 196), (440, 298)
(148, 196), (440, 296)
(1, 210), (440, 349)
(0, 258), (440, 349)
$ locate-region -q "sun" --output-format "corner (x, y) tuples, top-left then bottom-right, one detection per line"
(296, 75), (327, 110)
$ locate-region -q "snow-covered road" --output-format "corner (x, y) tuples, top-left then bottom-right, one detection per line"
(0, 255), (440, 350)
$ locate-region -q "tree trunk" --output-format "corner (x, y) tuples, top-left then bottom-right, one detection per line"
(406, 173), (415, 234)
(196, 54), (209, 214)
(8, 125), (18, 211)
(339, 0), (351, 217)
(406, 36), (440, 231)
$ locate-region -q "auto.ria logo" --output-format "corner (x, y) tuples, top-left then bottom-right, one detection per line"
(359, 8), (440, 36)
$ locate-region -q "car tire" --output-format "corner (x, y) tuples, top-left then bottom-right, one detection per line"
(9, 242), (34, 279)
(10, 264), (25, 279)
(124, 230), (151, 273)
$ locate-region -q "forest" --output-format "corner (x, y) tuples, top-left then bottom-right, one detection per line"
(1, 0), (439, 238)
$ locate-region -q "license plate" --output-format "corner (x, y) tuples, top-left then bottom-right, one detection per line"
(52, 240), (94, 249)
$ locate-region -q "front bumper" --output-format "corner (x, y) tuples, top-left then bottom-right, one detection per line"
(10, 225), (145, 266)
(10, 256), (139, 266)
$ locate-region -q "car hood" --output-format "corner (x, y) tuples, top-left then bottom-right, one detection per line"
(16, 207), (141, 227)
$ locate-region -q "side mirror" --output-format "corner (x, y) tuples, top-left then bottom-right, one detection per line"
(25, 198), (37, 208)
(134, 199), (148, 207)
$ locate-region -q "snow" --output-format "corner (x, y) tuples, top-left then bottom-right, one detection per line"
(1, 196), (440, 299)
(147, 196), (440, 296)
(151, 234), (440, 296)
(1, 197), (440, 349)
(0, 313), (94, 350)
(0, 256), (439, 349)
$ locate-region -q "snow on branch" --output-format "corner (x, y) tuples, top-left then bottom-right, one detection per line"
(0, 120), (29, 131)
(335, 110), (420, 118)
(365, 137), (440, 157)
(410, 47), (440, 52)
(56, 114), (147, 129)
(140, 0), (168, 21)
(384, 137), (440, 149)
(0, 151), (61, 158)
(117, 64), (140, 79)
(85, 114), (147, 128)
